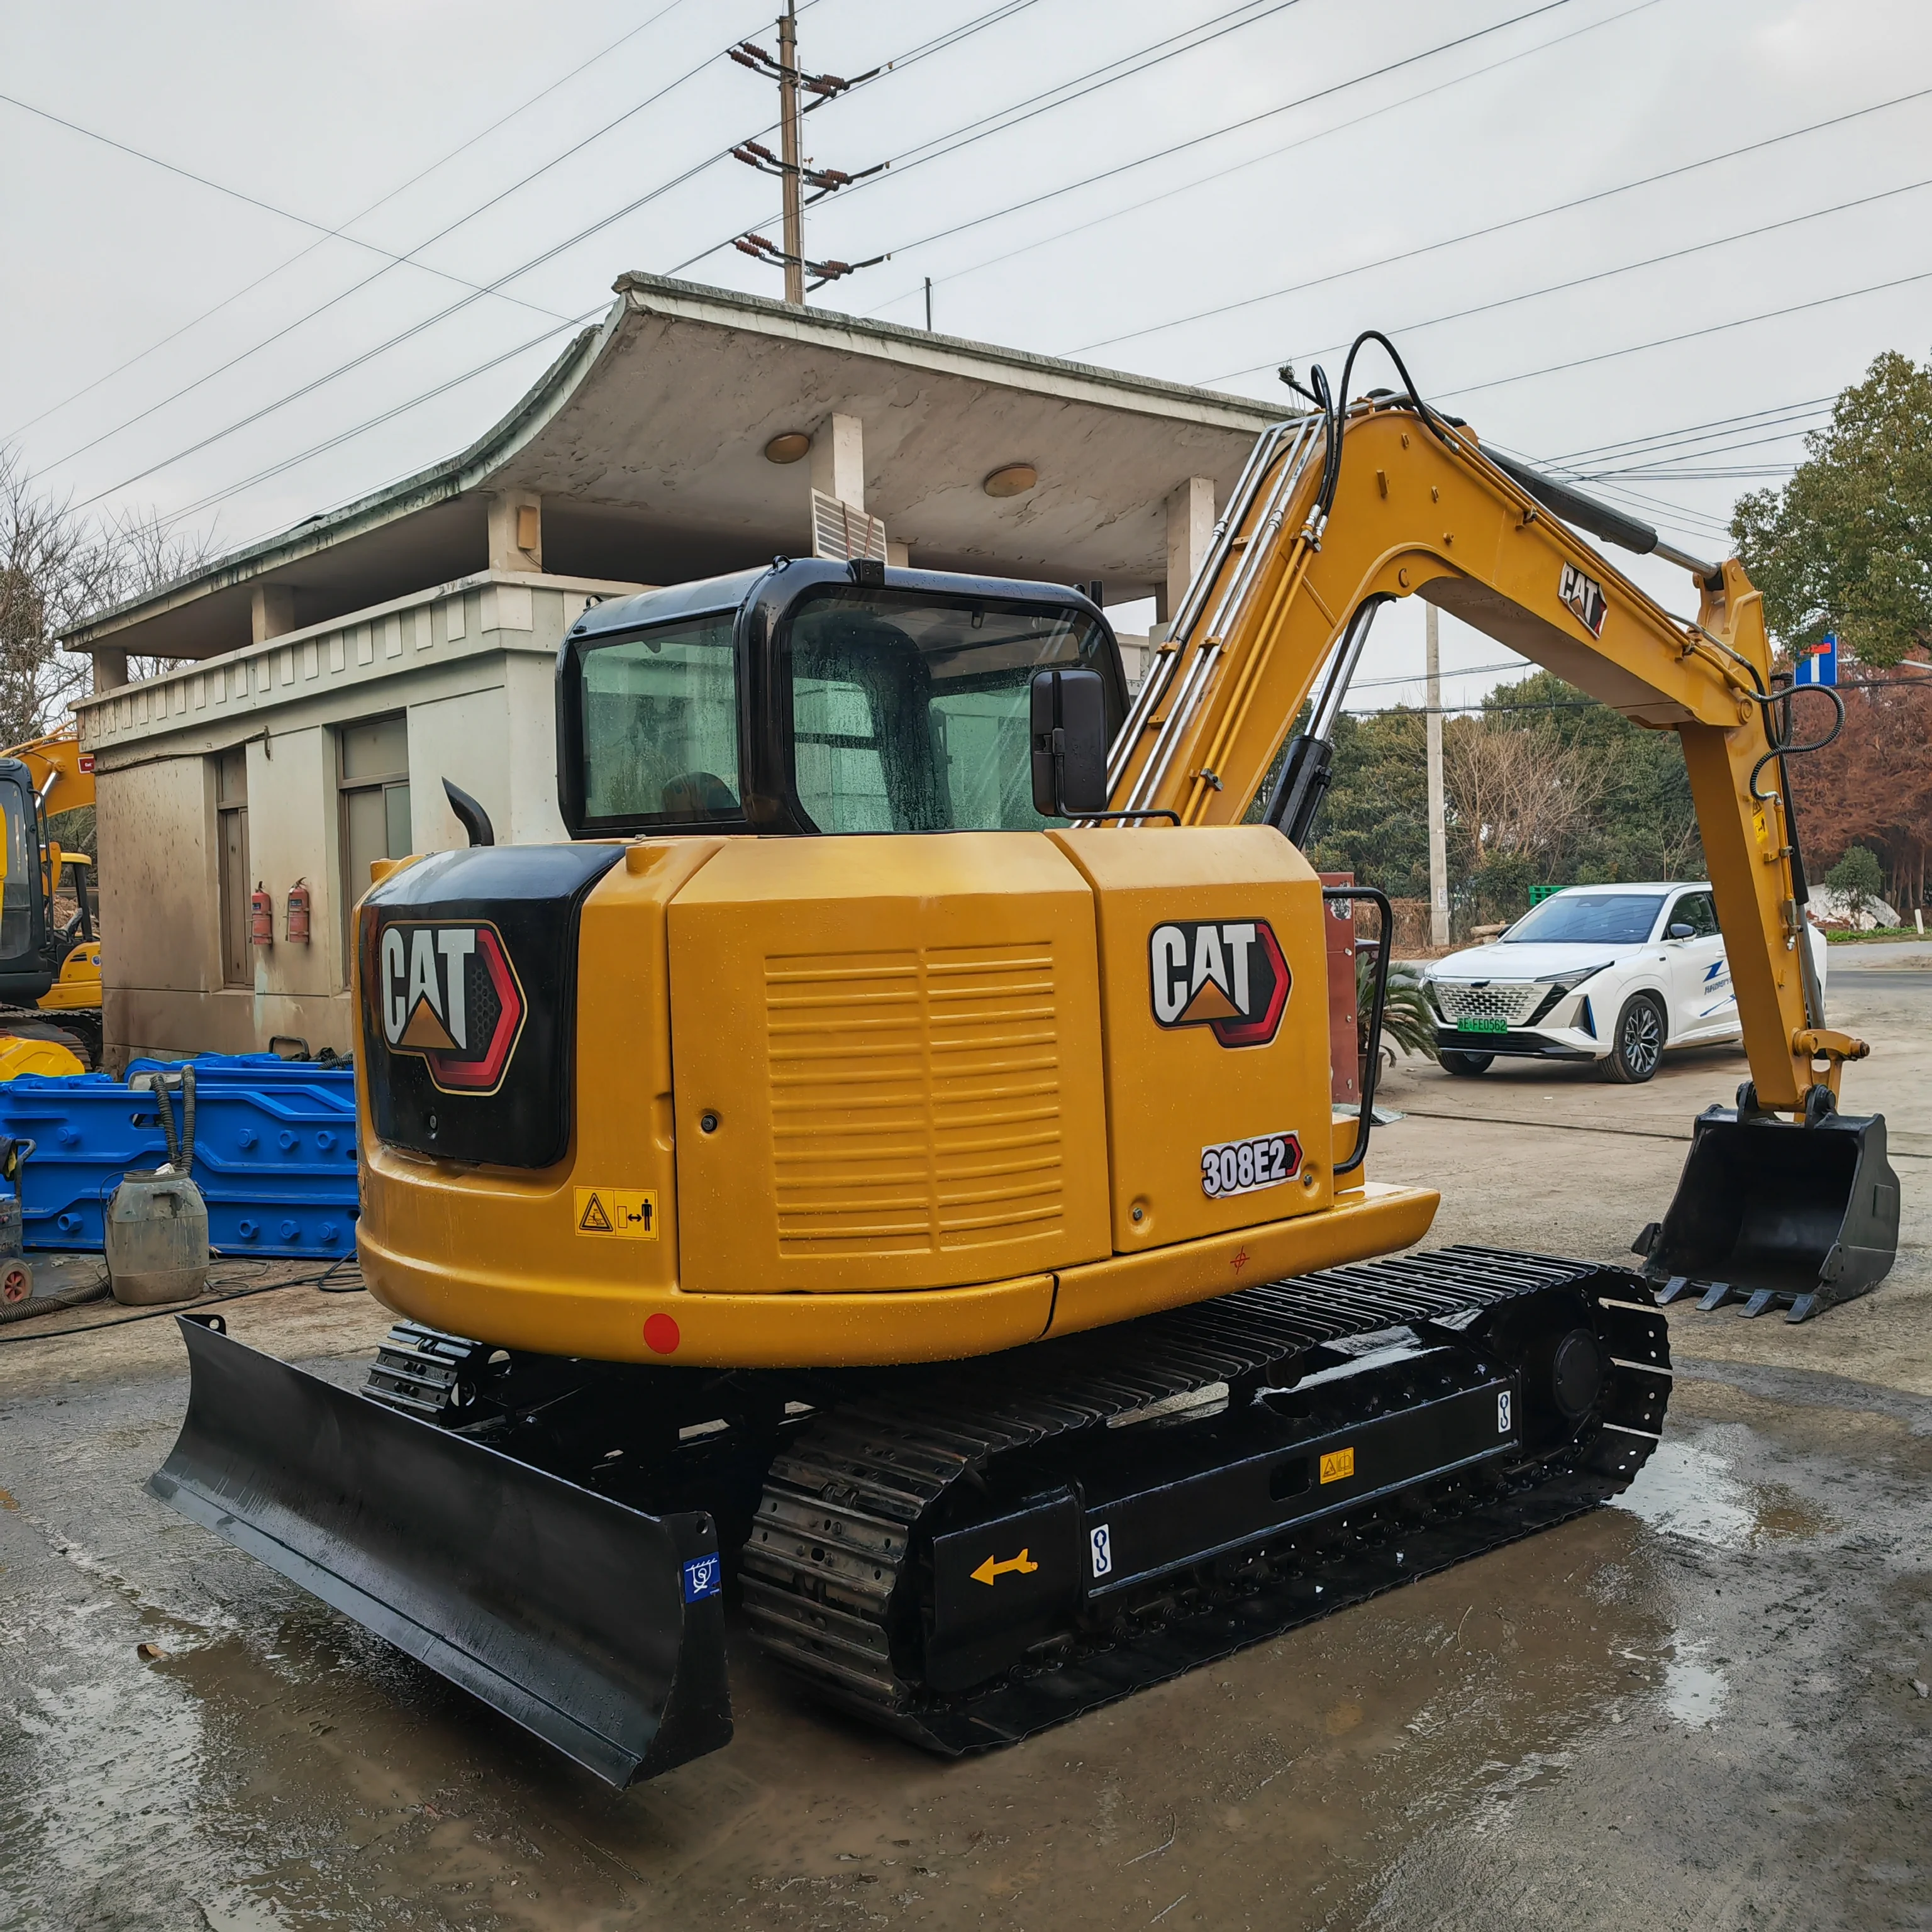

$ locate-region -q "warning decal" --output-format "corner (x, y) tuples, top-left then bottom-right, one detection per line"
(1319, 1446), (1355, 1485)
(574, 1187), (660, 1240)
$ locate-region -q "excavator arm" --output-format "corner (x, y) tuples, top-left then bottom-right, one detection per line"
(1111, 393), (1857, 1115)
(8, 724), (95, 819)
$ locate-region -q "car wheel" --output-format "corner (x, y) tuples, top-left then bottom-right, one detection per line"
(1439, 1048), (1494, 1077)
(1600, 993), (1665, 1083)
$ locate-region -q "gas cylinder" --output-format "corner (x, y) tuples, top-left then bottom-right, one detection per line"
(286, 879), (311, 944)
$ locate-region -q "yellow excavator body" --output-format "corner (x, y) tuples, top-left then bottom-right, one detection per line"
(356, 825), (1438, 1366)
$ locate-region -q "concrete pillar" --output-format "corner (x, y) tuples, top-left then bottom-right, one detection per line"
(92, 649), (129, 692)
(487, 491), (543, 572)
(251, 583), (297, 643)
(1158, 475), (1214, 625)
(885, 540), (910, 569)
(1426, 601), (1450, 947)
(809, 414), (864, 509)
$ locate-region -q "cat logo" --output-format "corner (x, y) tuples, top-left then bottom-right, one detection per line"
(1148, 919), (1291, 1048)
(377, 921), (526, 1094)
(1559, 561), (1608, 638)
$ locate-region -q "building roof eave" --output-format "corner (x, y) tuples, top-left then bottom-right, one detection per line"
(58, 320), (611, 650)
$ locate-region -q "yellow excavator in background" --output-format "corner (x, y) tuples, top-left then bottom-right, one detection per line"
(150, 331), (1899, 1789)
(0, 724), (100, 1074)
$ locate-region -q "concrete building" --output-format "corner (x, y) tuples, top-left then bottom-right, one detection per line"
(65, 273), (1282, 1069)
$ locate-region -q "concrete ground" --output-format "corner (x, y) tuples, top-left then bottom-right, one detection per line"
(1, 957), (1926, 1931)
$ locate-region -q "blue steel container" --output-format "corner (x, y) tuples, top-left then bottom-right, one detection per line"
(0, 1058), (360, 1257)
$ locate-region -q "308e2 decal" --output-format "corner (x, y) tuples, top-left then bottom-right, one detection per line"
(1201, 1130), (1302, 1199)
(1148, 919), (1291, 1048)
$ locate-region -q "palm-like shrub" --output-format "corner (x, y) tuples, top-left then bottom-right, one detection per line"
(1357, 951), (1440, 1069)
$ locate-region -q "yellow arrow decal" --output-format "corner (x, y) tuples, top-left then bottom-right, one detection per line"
(970, 1548), (1040, 1587)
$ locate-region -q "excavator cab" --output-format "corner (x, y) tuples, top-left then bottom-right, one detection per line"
(0, 760), (50, 1004)
(555, 558), (1127, 840)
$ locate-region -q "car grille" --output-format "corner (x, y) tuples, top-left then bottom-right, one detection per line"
(1433, 981), (1541, 1026)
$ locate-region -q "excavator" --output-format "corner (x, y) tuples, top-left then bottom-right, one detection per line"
(149, 333), (1900, 1789)
(0, 724), (101, 1074)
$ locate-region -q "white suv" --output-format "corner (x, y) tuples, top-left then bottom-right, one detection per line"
(1420, 882), (1829, 1083)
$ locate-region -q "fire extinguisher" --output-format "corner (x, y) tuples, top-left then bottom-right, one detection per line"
(286, 879), (311, 945)
(250, 884), (274, 947)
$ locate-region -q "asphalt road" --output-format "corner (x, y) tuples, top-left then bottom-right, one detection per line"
(1, 959), (1926, 1932)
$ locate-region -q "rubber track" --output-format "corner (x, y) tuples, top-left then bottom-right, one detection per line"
(740, 1246), (1670, 1755)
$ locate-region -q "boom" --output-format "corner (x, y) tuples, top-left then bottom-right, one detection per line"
(1111, 392), (1860, 1117)
(7, 724), (95, 818)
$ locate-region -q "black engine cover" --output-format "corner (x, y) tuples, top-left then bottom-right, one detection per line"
(358, 843), (621, 1168)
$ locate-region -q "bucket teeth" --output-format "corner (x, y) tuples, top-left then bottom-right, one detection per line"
(1643, 1105), (1900, 1321)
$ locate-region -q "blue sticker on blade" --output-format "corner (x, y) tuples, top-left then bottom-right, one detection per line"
(682, 1554), (722, 1603)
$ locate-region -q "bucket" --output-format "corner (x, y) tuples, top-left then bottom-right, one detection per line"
(1639, 1102), (1901, 1322)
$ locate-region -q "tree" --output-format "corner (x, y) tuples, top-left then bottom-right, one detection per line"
(1302, 706), (1431, 898)
(1824, 844), (1885, 927)
(1792, 670), (1932, 912)
(0, 446), (209, 744)
(1733, 350), (1932, 669)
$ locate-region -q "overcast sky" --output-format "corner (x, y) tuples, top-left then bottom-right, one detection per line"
(3, 0), (1927, 703)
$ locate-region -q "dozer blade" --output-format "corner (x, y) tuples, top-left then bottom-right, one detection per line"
(148, 1316), (732, 1785)
(1641, 1106), (1901, 1321)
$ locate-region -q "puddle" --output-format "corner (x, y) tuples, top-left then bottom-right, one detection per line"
(1612, 1432), (1840, 1550)
(1614, 1436), (1756, 1546)
(1662, 1653), (1729, 1725)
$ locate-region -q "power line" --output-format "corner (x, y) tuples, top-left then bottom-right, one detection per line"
(54, 0), (1029, 517)
(162, 316), (606, 531)
(667, 0), (1320, 279)
(856, 0), (1663, 326)
(70, 1), (1028, 530)
(1253, 170), (1932, 389)
(1100, 80), (1932, 363)
(0, 91), (573, 321)
(1433, 262), (1932, 404)
(42, 0), (818, 491)
(3, 0), (699, 444)
(1544, 396), (1834, 467)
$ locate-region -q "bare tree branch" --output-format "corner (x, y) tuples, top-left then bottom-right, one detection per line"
(0, 446), (214, 740)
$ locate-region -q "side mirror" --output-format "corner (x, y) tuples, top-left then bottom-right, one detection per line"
(1030, 668), (1109, 818)
(1667, 921), (1695, 940)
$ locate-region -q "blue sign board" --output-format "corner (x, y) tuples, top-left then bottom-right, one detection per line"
(1794, 633), (1837, 686)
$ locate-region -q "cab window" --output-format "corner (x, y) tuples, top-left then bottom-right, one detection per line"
(0, 776), (35, 965)
(786, 588), (1109, 834)
(579, 614), (742, 826)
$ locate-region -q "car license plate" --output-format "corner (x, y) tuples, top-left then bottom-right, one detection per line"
(1201, 1131), (1302, 1199)
(1457, 1017), (1508, 1034)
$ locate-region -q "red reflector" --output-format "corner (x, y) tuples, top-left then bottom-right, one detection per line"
(643, 1313), (680, 1355)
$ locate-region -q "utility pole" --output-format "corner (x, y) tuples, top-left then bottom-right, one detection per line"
(776, 1), (804, 305)
(1426, 601), (1449, 947)
(730, 19), (889, 302)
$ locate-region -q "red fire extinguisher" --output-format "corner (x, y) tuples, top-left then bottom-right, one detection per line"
(250, 883), (274, 947)
(286, 879), (311, 945)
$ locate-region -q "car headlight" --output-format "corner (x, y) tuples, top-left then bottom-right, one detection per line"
(1526, 963), (1612, 1024)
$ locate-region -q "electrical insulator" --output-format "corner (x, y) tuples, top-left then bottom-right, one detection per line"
(250, 884), (274, 947)
(286, 880), (311, 945)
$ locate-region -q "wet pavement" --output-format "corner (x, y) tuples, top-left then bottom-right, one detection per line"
(1, 968), (1926, 1930)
